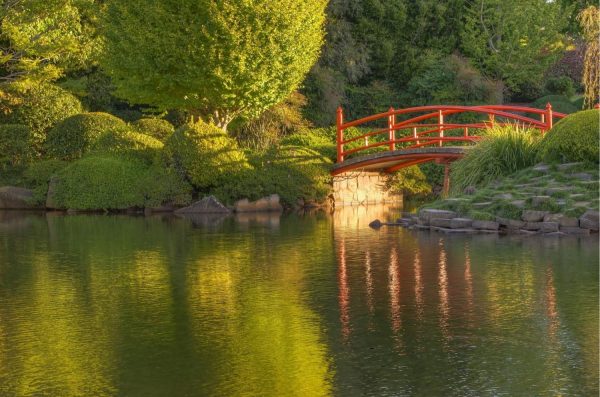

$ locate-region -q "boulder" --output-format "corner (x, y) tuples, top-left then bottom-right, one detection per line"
(560, 226), (590, 235)
(543, 213), (579, 227)
(472, 220), (499, 230)
(523, 222), (543, 231)
(234, 194), (283, 213)
(450, 218), (473, 229)
(418, 209), (457, 222)
(521, 210), (548, 222)
(540, 222), (559, 233)
(430, 218), (452, 228)
(496, 217), (525, 229)
(0, 186), (38, 209)
(579, 210), (599, 231)
(175, 196), (230, 214)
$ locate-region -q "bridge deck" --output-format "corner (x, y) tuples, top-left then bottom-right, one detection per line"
(331, 147), (470, 176)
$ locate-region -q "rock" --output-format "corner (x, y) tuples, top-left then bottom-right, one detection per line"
(494, 193), (513, 200)
(472, 220), (500, 230)
(545, 187), (569, 196)
(560, 226), (590, 235)
(517, 229), (539, 235)
(579, 210), (599, 231)
(570, 172), (592, 181)
(234, 194), (283, 213)
(463, 186), (476, 195)
(533, 163), (550, 173)
(531, 196), (552, 207)
(510, 200), (526, 209)
(569, 194), (585, 200)
(523, 222), (543, 231)
(573, 202), (591, 208)
(430, 226), (479, 234)
(521, 210), (548, 222)
(540, 222), (559, 233)
(45, 177), (62, 210)
(430, 218), (452, 228)
(175, 196), (230, 214)
(545, 231), (567, 237)
(450, 218), (473, 229)
(543, 213), (579, 227)
(418, 209), (457, 222)
(557, 162), (583, 171)
(0, 186), (37, 209)
(369, 219), (382, 229)
(497, 217), (525, 229)
(472, 202), (493, 209)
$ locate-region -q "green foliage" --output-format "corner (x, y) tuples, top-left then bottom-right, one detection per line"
(51, 154), (191, 210)
(0, 84), (83, 149)
(23, 159), (68, 204)
(131, 118), (175, 142)
(420, 162), (446, 192)
(385, 166), (432, 197)
(90, 129), (164, 164)
(532, 95), (579, 114)
(280, 128), (337, 161)
(100, 0), (327, 129)
(404, 53), (503, 106)
(544, 76), (576, 97)
(46, 112), (128, 160)
(451, 124), (542, 192)
(461, 0), (567, 100)
(490, 200), (522, 220)
(467, 210), (496, 221)
(537, 109), (600, 163)
(164, 121), (251, 190)
(0, 124), (33, 169)
(232, 92), (311, 150)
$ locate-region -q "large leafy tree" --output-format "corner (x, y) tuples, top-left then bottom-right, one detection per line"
(461, 0), (567, 99)
(100, 0), (327, 131)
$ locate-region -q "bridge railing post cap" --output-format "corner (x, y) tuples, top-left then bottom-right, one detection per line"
(546, 102), (552, 110)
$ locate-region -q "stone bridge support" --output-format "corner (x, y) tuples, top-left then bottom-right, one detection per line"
(332, 171), (402, 207)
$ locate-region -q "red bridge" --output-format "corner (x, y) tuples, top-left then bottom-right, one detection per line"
(332, 104), (566, 180)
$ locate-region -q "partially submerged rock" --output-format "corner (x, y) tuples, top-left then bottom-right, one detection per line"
(0, 186), (39, 209)
(579, 210), (599, 231)
(369, 219), (382, 229)
(175, 195), (230, 214)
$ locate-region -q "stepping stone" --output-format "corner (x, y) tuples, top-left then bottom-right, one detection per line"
(546, 187), (569, 195)
(419, 209), (457, 222)
(511, 200), (526, 209)
(494, 193), (513, 200)
(573, 202), (591, 208)
(569, 194), (586, 199)
(531, 196), (551, 207)
(533, 164), (550, 173)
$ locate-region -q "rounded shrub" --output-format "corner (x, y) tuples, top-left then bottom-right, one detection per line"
(46, 112), (128, 160)
(91, 129), (164, 164)
(131, 118), (175, 142)
(164, 121), (251, 190)
(537, 109), (599, 164)
(1, 84), (83, 149)
(532, 95), (578, 114)
(0, 124), (33, 168)
(450, 124), (542, 193)
(280, 128), (336, 161)
(52, 155), (148, 210)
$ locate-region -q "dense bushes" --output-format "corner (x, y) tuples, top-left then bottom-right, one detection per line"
(46, 112), (128, 160)
(537, 109), (599, 164)
(50, 155), (191, 210)
(0, 124), (32, 169)
(280, 128), (336, 161)
(164, 121), (251, 190)
(385, 166), (432, 197)
(131, 118), (175, 141)
(91, 129), (164, 164)
(450, 125), (542, 193)
(532, 95), (578, 114)
(0, 84), (83, 150)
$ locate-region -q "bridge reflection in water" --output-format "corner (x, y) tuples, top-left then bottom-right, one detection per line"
(330, 204), (597, 395)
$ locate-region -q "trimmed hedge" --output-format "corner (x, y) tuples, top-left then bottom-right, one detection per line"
(131, 118), (175, 142)
(91, 129), (164, 164)
(1, 84), (82, 149)
(164, 121), (251, 190)
(538, 109), (599, 164)
(46, 112), (128, 160)
(0, 124), (33, 168)
(532, 95), (578, 114)
(51, 154), (192, 210)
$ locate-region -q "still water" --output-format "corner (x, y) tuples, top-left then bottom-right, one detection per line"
(0, 207), (598, 397)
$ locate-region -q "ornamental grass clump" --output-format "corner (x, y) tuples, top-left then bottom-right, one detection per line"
(537, 109), (599, 164)
(450, 124), (541, 193)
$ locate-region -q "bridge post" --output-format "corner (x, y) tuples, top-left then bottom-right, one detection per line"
(388, 107), (395, 151)
(438, 110), (444, 147)
(545, 103), (553, 132)
(336, 107), (344, 162)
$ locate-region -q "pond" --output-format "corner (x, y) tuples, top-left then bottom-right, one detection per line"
(0, 208), (597, 397)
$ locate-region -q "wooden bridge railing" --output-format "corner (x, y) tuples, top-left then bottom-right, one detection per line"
(335, 104), (567, 163)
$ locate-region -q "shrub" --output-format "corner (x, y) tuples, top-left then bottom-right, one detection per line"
(0, 84), (83, 150)
(90, 129), (164, 164)
(131, 118), (175, 142)
(280, 128), (337, 161)
(385, 166), (432, 197)
(0, 124), (33, 169)
(450, 124), (541, 193)
(23, 159), (68, 204)
(46, 112), (128, 160)
(164, 121), (251, 190)
(544, 76), (576, 97)
(537, 109), (599, 164)
(532, 95), (578, 114)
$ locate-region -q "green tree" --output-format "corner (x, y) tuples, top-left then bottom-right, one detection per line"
(100, 0), (327, 131)
(461, 0), (567, 99)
